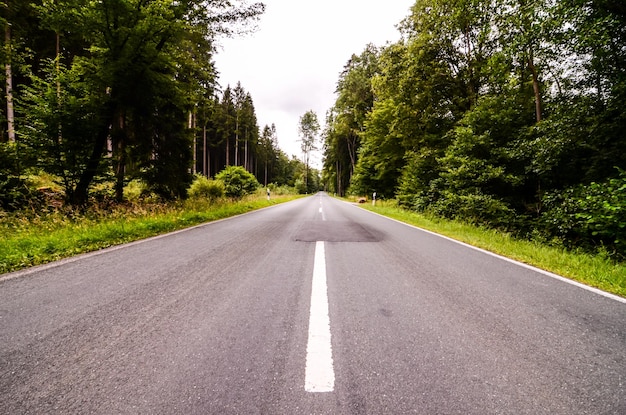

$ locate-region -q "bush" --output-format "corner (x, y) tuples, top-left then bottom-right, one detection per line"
(0, 174), (33, 211)
(431, 191), (516, 229)
(124, 179), (151, 201)
(188, 175), (225, 201)
(215, 166), (260, 198)
(265, 183), (297, 196)
(541, 169), (626, 257)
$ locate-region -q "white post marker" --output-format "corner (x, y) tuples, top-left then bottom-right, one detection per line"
(305, 241), (335, 392)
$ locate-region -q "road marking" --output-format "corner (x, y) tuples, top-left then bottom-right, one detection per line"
(319, 207), (326, 221)
(305, 241), (335, 392)
(355, 205), (626, 304)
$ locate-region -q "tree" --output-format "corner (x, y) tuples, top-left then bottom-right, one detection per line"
(239, 92), (259, 172)
(19, 0), (264, 205)
(323, 44), (380, 196)
(220, 86), (236, 167)
(258, 123), (280, 186)
(322, 0), (626, 256)
(298, 110), (319, 192)
(215, 165), (259, 199)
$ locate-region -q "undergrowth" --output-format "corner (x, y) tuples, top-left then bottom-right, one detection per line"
(0, 194), (301, 274)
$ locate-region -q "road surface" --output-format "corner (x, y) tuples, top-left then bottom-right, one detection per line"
(1, 193), (625, 414)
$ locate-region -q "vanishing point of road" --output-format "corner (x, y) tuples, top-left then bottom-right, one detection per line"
(1, 193), (625, 414)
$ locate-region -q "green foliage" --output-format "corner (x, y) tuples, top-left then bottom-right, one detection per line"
(541, 171), (626, 257)
(215, 166), (260, 199)
(397, 149), (442, 210)
(323, 45), (380, 196)
(430, 191), (516, 230)
(0, 194), (299, 274)
(299, 110), (320, 155)
(323, 0), (626, 258)
(299, 168), (321, 194)
(298, 110), (320, 192)
(0, 174), (32, 212)
(123, 180), (150, 202)
(8, 0), (265, 206)
(266, 183), (298, 195)
(294, 178), (306, 195)
(0, 143), (38, 211)
(349, 98), (407, 197)
(188, 175), (225, 201)
(19, 58), (108, 202)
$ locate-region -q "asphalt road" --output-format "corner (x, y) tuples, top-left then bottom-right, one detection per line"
(1, 193), (625, 414)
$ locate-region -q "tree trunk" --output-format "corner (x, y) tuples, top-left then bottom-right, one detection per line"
(114, 140), (126, 202)
(203, 123), (207, 176)
(335, 160), (343, 196)
(56, 31), (61, 97)
(528, 49), (542, 123)
(234, 113), (239, 166)
(206, 147), (211, 178)
(55, 31), (63, 145)
(305, 153), (309, 191)
(5, 25), (15, 143)
(114, 112), (126, 202)
(190, 111), (196, 174)
(244, 133), (248, 171)
(225, 135), (230, 166)
(346, 133), (357, 177)
(71, 100), (115, 205)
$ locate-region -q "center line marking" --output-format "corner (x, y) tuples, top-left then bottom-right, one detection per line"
(319, 207), (326, 221)
(305, 241), (335, 393)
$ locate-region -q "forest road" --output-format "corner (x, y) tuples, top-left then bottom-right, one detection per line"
(1, 193), (625, 414)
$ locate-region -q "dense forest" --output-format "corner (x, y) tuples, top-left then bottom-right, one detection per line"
(3, 0), (624, 257)
(323, 0), (626, 258)
(0, 0), (317, 209)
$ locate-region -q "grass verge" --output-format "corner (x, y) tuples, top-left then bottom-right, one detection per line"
(0, 194), (301, 275)
(361, 201), (626, 299)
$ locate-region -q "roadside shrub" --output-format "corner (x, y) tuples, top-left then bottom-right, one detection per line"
(0, 174), (33, 211)
(124, 179), (150, 201)
(188, 175), (225, 201)
(431, 190), (516, 230)
(266, 183), (297, 195)
(215, 166), (259, 198)
(541, 169), (626, 257)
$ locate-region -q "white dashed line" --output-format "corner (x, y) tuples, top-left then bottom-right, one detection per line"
(319, 207), (326, 221)
(305, 241), (335, 392)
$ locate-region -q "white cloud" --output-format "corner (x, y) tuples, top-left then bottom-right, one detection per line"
(215, 0), (414, 167)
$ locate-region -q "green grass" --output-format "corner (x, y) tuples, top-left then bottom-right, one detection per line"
(0, 194), (302, 275)
(361, 201), (626, 298)
(5, 194), (625, 299)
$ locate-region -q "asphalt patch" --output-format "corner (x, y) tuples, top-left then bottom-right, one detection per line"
(294, 220), (382, 242)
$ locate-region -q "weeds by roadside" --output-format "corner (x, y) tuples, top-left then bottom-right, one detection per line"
(0, 194), (302, 275)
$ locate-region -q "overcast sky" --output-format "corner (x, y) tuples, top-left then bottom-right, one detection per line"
(214, 0), (414, 168)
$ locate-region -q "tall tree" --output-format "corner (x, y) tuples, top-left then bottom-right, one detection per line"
(258, 123), (281, 186)
(232, 82), (246, 167)
(4, 19), (14, 142)
(220, 86), (236, 167)
(20, 0), (264, 204)
(298, 110), (319, 192)
(323, 44), (380, 195)
(239, 92), (259, 172)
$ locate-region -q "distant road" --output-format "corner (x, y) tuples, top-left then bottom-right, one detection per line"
(1, 193), (625, 414)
